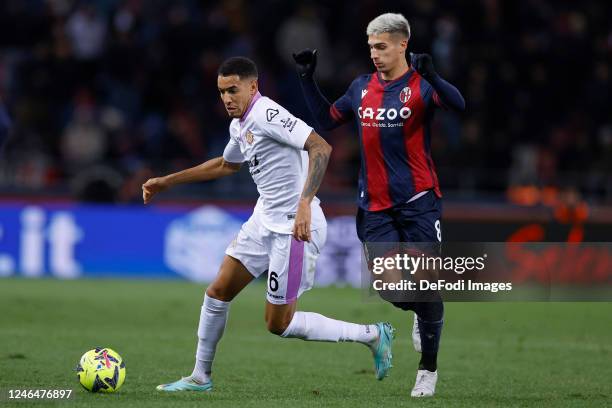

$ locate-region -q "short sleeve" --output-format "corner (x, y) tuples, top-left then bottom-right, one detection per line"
(257, 103), (313, 149)
(222, 136), (245, 163)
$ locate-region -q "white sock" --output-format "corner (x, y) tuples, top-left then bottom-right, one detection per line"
(281, 311), (378, 346)
(191, 294), (230, 383)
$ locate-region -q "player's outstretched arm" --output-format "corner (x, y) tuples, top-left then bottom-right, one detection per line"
(410, 52), (466, 112)
(142, 157), (241, 204)
(293, 131), (332, 241)
(293, 49), (342, 131)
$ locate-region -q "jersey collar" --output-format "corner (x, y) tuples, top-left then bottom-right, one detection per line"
(240, 91), (262, 123)
(376, 68), (414, 88)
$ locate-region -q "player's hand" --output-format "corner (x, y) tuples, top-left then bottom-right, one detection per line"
(292, 49), (317, 79)
(293, 199), (312, 242)
(142, 177), (169, 204)
(410, 52), (437, 80)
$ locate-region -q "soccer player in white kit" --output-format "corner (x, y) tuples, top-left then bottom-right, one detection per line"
(142, 57), (394, 392)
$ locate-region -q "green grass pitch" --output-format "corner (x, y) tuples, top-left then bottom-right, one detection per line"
(1, 278), (611, 407)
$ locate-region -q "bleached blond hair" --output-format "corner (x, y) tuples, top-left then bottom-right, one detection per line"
(366, 13), (411, 40)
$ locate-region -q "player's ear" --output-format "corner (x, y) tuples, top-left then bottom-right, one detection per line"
(249, 78), (258, 95)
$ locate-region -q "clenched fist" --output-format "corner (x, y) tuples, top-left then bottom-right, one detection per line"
(142, 177), (169, 204)
(410, 52), (437, 80)
(292, 49), (317, 79)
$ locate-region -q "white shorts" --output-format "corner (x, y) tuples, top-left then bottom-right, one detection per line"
(225, 212), (326, 304)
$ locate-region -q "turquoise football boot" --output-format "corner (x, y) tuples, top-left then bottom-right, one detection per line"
(372, 322), (395, 380)
(156, 376), (213, 392)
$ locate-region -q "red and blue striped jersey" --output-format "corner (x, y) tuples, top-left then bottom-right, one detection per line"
(330, 69), (444, 211)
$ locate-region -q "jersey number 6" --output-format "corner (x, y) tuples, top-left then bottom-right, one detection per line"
(268, 271), (279, 292)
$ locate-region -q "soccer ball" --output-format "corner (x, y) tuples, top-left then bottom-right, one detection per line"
(76, 347), (126, 393)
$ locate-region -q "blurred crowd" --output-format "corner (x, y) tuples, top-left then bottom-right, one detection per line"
(0, 0), (610, 204)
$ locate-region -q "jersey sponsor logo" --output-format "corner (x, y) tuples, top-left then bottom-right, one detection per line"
(357, 106), (412, 120)
(246, 130), (254, 145)
(280, 117), (297, 133)
(247, 154), (260, 175)
(361, 89), (369, 99)
(399, 86), (412, 103)
(266, 108), (279, 122)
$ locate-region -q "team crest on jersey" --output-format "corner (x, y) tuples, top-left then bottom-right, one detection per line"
(399, 86), (412, 103)
(246, 130), (254, 145)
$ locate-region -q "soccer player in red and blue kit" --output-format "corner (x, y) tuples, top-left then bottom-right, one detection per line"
(293, 13), (465, 397)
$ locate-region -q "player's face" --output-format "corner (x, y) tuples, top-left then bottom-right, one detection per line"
(368, 33), (408, 73)
(217, 75), (258, 118)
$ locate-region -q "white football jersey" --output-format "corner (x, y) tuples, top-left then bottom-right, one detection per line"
(223, 92), (326, 234)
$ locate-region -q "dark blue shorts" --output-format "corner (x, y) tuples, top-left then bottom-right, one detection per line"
(356, 190), (442, 243)
(358, 191), (443, 306)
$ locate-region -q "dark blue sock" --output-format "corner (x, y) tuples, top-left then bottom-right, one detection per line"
(414, 301), (444, 371)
